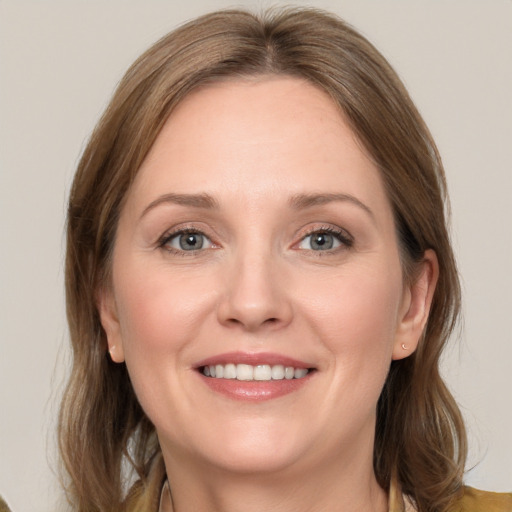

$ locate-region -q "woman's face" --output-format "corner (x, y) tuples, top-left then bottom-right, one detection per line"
(100, 77), (434, 478)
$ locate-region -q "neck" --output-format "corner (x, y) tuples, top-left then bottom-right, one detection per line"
(160, 440), (388, 512)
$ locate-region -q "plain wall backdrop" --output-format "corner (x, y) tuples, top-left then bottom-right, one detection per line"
(0, 1), (511, 510)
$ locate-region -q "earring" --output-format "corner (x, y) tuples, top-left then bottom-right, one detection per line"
(401, 343), (408, 350)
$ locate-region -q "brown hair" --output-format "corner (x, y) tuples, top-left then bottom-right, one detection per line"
(59, 7), (466, 512)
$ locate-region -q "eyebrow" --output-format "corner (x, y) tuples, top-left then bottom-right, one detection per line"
(289, 193), (375, 219)
(140, 191), (374, 221)
(140, 193), (219, 218)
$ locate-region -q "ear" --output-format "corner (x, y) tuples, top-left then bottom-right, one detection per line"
(97, 286), (125, 363)
(392, 249), (439, 360)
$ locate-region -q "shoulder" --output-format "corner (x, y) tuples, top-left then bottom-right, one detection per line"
(0, 496), (12, 512)
(450, 487), (512, 512)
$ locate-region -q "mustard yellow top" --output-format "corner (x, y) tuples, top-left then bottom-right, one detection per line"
(0, 496), (12, 512)
(124, 454), (512, 512)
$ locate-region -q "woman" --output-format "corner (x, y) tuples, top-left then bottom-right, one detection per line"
(58, 7), (511, 512)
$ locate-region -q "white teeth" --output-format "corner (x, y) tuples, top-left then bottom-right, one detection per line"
(202, 363), (310, 381)
(285, 366), (295, 380)
(224, 363), (236, 379)
(237, 364), (253, 381)
(271, 365), (285, 379)
(294, 368), (308, 379)
(254, 365), (271, 381)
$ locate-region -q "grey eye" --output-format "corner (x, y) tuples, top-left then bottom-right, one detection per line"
(298, 232), (342, 251)
(166, 232), (213, 251)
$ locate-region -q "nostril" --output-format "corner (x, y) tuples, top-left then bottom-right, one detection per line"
(217, 287), (293, 331)
(227, 317), (278, 327)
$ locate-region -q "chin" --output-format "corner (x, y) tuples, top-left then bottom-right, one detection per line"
(168, 415), (311, 476)
(202, 440), (305, 476)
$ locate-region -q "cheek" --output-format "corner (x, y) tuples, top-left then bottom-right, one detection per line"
(300, 261), (403, 386)
(111, 262), (221, 434)
(308, 265), (400, 335)
(114, 262), (216, 366)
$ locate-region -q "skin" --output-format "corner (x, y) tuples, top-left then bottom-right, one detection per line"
(99, 77), (438, 512)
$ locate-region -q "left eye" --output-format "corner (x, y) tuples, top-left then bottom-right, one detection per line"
(298, 231), (343, 251)
(163, 231), (213, 251)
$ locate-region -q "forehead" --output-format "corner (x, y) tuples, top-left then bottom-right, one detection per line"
(125, 76), (389, 218)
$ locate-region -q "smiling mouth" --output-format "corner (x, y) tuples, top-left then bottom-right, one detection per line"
(200, 364), (312, 381)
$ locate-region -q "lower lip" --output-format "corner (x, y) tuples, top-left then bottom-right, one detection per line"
(198, 372), (314, 401)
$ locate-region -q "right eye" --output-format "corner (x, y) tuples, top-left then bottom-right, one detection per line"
(161, 230), (214, 252)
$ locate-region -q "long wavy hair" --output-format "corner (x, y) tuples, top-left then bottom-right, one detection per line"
(59, 7), (466, 512)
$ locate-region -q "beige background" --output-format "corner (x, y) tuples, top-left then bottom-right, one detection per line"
(1, 1), (511, 510)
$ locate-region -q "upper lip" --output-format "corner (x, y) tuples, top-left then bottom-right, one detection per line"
(195, 351), (314, 369)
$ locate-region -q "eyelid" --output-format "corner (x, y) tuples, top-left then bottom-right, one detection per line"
(294, 224), (354, 251)
(157, 225), (218, 254)
(155, 222), (353, 255)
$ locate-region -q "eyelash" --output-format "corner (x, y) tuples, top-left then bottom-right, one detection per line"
(157, 225), (353, 256)
(157, 227), (214, 256)
(297, 225), (354, 253)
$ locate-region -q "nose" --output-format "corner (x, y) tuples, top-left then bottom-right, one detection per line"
(216, 250), (293, 332)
